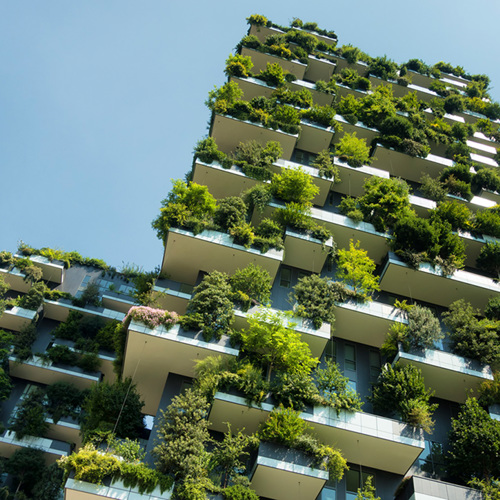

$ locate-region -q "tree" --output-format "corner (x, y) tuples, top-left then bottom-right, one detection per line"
(311, 149), (340, 181)
(292, 274), (338, 328)
(183, 271), (234, 340)
(443, 299), (500, 366)
(153, 388), (212, 499)
(335, 132), (371, 167)
(32, 463), (64, 500)
(229, 264), (272, 309)
(5, 447), (46, 498)
(447, 397), (500, 482)
(336, 240), (380, 301)
(80, 378), (145, 442)
(240, 310), (318, 381)
(151, 180), (217, 240)
(357, 177), (413, 232)
(270, 166), (319, 205)
(10, 387), (49, 439)
(406, 305), (444, 350)
(477, 241), (500, 278)
(355, 476), (381, 500)
(370, 363), (437, 432)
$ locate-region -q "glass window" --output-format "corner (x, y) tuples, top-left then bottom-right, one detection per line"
(317, 487), (336, 500)
(369, 350), (381, 383)
(346, 470), (375, 496)
(325, 339), (337, 362)
(280, 267), (292, 288)
(344, 344), (356, 371)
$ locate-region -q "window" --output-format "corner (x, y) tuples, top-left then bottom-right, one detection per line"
(369, 350), (381, 383)
(324, 339), (337, 362)
(418, 441), (445, 478)
(344, 344), (356, 372)
(292, 149), (316, 166)
(280, 267), (292, 288)
(346, 470), (374, 499)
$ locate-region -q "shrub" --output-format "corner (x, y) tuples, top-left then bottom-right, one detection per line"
(18, 281), (46, 310)
(271, 371), (319, 410)
(229, 222), (255, 248)
(311, 149), (340, 181)
(301, 105), (337, 128)
(10, 387), (49, 439)
(370, 363), (437, 432)
(335, 132), (371, 167)
(292, 274), (338, 328)
(124, 306), (179, 330)
(184, 271), (234, 340)
(257, 62), (285, 86)
(246, 14), (267, 26)
(230, 264), (272, 309)
(214, 196), (248, 231)
(430, 200), (472, 231)
(259, 405), (312, 446)
(339, 196), (364, 222)
(368, 55), (398, 80)
(357, 177), (413, 232)
(194, 137), (227, 165)
(406, 305), (444, 350)
(232, 140), (282, 181)
(336, 240), (380, 301)
(477, 241), (500, 278)
(225, 54), (253, 78)
(474, 207), (500, 238)
(270, 166), (319, 205)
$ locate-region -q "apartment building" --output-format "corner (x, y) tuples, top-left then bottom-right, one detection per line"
(1, 13), (500, 500)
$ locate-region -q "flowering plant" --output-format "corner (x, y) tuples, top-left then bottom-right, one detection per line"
(124, 306), (179, 330)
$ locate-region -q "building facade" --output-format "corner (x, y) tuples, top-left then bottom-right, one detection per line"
(1, 13), (500, 500)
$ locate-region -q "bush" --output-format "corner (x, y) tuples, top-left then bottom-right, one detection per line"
(368, 55), (398, 80)
(232, 140), (282, 181)
(257, 62), (285, 86)
(474, 207), (500, 238)
(406, 305), (444, 350)
(270, 166), (319, 205)
(259, 406), (312, 446)
(311, 149), (340, 181)
(229, 223), (255, 248)
(124, 306), (179, 330)
(225, 54), (253, 78)
(430, 200), (472, 231)
(477, 241), (500, 278)
(184, 271), (234, 340)
(335, 132), (371, 167)
(214, 197), (248, 232)
(292, 274), (338, 328)
(230, 264), (272, 309)
(370, 363), (437, 432)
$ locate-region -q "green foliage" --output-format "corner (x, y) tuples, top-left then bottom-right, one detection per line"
(230, 264), (272, 309)
(240, 310), (318, 381)
(271, 371), (319, 410)
(475, 206), (500, 238)
(153, 388), (212, 497)
(273, 86), (313, 108)
(430, 200), (472, 231)
(206, 81), (244, 113)
(355, 476), (381, 500)
(222, 484), (260, 500)
(316, 359), (363, 413)
(447, 397), (500, 482)
(368, 55), (398, 80)
(246, 14), (267, 26)
(406, 304), (444, 349)
(311, 149), (340, 181)
(335, 132), (371, 167)
(468, 478), (500, 500)
(370, 363), (437, 432)
(72, 281), (101, 307)
(225, 54), (253, 78)
(443, 299), (500, 366)
(301, 105), (338, 128)
(257, 62), (285, 87)
(210, 423), (258, 488)
(357, 177), (413, 232)
(152, 180), (217, 240)
(243, 184), (272, 214)
(357, 85), (397, 128)
(340, 45), (361, 64)
(270, 166), (319, 205)
(184, 271), (234, 340)
(17, 281), (46, 310)
(194, 137), (227, 165)
(80, 378), (144, 442)
(12, 322), (37, 361)
(45, 381), (86, 424)
(381, 322), (409, 360)
(10, 387), (49, 439)
(336, 240), (380, 301)
(339, 196), (364, 222)
(335, 68), (371, 91)
(214, 196), (248, 232)
(6, 447), (46, 497)
(478, 372), (500, 407)
(259, 405), (312, 445)
(292, 274), (339, 328)
(477, 241), (500, 278)
(32, 463), (64, 500)
(232, 140), (282, 181)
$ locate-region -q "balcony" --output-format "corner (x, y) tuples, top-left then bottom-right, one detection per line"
(233, 306), (330, 358)
(0, 267), (31, 293)
(334, 299), (407, 348)
(64, 477), (172, 500)
(467, 138), (498, 159)
(0, 430), (70, 464)
(151, 283), (192, 315)
(296, 119), (335, 154)
(250, 442), (328, 500)
(161, 228), (283, 286)
(471, 151), (499, 169)
(240, 47), (307, 80)
(248, 23), (284, 43)
(123, 321), (238, 414)
(211, 113), (298, 160)
(304, 55), (336, 83)
(15, 254), (65, 284)
(9, 355), (101, 390)
(209, 393), (424, 476)
(395, 475), (482, 500)
(100, 294), (135, 315)
(283, 229), (334, 273)
(409, 194), (436, 218)
(288, 79), (334, 107)
(394, 347), (494, 403)
(331, 115), (379, 146)
(371, 145), (454, 184)
(43, 299), (125, 323)
(333, 161), (390, 199)
(379, 252), (500, 310)
(0, 307), (37, 332)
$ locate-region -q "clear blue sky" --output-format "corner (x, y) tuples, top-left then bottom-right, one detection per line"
(1, 1), (499, 271)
